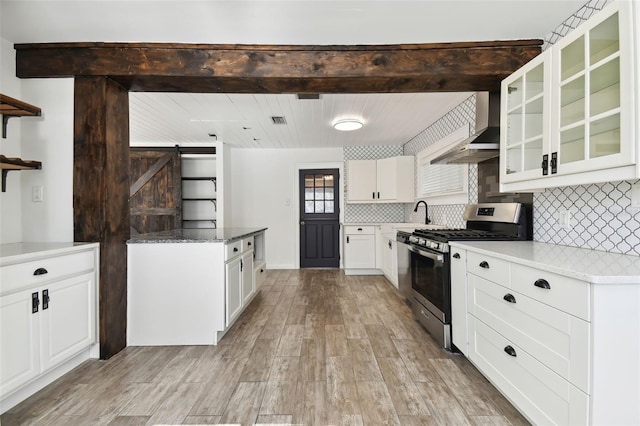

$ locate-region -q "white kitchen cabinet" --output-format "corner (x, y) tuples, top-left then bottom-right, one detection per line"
(379, 236), (398, 287)
(449, 248), (467, 355)
(127, 228), (266, 346)
(0, 289), (40, 398)
(224, 236), (256, 327)
(451, 240), (640, 425)
(241, 250), (254, 305)
(344, 225), (377, 274)
(0, 243), (99, 414)
(347, 156), (414, 203)
(500, 1), (637, 192)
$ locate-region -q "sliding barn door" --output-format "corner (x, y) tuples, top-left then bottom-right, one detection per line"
(129, 149), (182, 235)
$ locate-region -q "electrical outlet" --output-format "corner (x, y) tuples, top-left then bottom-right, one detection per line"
(558, 209), (572, 229)
(32, 185), (44, 202)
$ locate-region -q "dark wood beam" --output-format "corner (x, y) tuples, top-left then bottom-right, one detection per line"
(15, 41), (542, 93)
(73, 76), (130, 359)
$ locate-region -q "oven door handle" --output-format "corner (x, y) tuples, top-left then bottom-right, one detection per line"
(408, 245), (444, 262)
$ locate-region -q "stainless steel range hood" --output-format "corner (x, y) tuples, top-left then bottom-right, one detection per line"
(431, 92), (500, 164)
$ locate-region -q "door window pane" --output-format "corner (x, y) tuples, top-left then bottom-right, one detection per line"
(315, 201), (325, 213)
(325, 201), (334, 213)
(315, 188), (324, 200)
(325, 187), (334, 200)
(305, 201), (315, 213)
(305, 176), (314, 188)
(305, 188), (314, 200)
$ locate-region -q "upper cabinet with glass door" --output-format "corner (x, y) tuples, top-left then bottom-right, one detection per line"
(500, 1), (637, 192)
(501, 50), (551, 185)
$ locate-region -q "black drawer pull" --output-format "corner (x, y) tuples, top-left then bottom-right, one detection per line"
(34, 267), (48, 276)
(504, 345), (517, 357)
(248, 242), (252, 246)
(534, 279), (551, 290)
(233, 247), (239, 252)
(452, 253), (461, 259)
(479, 261), (490, 269)
(357, 228), (363, 231)
(388, 241), (392, 249)
(503, 293), (516, 303)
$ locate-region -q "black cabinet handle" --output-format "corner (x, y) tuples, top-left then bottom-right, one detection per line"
(233, 247), (239, 252)
(372, 192), (375, 199)
(357, 228), (363, 231)
(260, 269), (264, 273)
(542, 154), (549, 176)
(32, 292), (39, 313)
(551, 152), (558, 174)
(347, 236), (350, 243)
(504, 345), (517, 357)
(479, 261), (490, 269)
(452, 253), (461, 259)
(388, 241), (392, 249)
(248, 242), (252, 246)
(534, 279), (551, 289)
(503, 293), (516, 303)
(42, 289), (50, 310)
(377, 192), (380, 199)
(34, 267), (48, 276)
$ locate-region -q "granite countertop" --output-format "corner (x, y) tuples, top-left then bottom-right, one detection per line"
(127, 227), (267, 244)
(450, 240), (640, 284)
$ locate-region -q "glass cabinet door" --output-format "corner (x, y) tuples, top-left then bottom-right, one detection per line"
(553, 2), (633, 176)
(501, 50), (550, 184)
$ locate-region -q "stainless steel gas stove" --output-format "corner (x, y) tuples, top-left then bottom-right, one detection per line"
(398, 202), (531, 351)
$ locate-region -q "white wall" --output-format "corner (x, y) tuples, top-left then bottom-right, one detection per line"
(229, 147), (343, 269)
(0, 37), (74, 244)
(0, 37), (23, 243)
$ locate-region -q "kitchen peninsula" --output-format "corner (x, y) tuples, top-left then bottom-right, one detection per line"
(127, 227), (266, 346)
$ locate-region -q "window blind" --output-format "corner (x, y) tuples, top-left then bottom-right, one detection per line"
(420, 162), (464, 196)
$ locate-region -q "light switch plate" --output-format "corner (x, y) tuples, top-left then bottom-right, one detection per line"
(32, 185), (44, 202)
(631, 183), (640, 208)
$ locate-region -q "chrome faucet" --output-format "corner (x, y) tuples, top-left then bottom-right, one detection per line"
(414, 200), (431, 225)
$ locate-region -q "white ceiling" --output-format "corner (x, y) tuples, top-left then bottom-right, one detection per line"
(0, 0), (586, 148)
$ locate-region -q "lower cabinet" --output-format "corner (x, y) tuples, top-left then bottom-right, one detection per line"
(127, 230), (266, 347)
(225, 241), (254, 327)
(451, 241), (640, 425)
(344, 225), (377, 274)
(0, 243), (99, 413)
(449, 248), (467, 355)
(379, 237), (398, 287)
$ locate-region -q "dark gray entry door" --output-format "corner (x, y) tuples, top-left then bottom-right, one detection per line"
(299, 169), (340, 268)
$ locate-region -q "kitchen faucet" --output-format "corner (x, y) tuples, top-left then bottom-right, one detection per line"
(414, 200), (431, 225)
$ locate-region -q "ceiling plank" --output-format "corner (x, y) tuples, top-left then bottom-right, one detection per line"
(15, 41), (542, 93)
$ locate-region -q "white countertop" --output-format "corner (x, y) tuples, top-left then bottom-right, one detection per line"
(0, 242), (99, 266)
(450, 241), (640, 284)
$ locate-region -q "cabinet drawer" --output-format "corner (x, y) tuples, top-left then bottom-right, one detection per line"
(469, 275), (590, 393)
(510, 263), (590, 321)
(467, 251), (510, 287)
(344, 225), (374, 235)
(225, 241), (242, 260)
(469, 316), (589, 426)
(242, 236), (254, 253)
(0, 250), (95, 295)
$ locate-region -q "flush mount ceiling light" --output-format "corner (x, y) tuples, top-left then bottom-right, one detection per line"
(333, 118), (364, 131)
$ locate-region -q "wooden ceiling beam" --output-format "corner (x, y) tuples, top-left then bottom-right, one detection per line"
(15, 41), (542, 93)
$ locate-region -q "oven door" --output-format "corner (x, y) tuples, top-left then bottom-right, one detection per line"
(409, 245), (450, 323)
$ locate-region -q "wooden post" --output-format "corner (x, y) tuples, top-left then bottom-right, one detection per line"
(73, 76), (130, 359)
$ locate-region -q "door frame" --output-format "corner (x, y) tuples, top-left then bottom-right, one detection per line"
(294, 161), (344, 269)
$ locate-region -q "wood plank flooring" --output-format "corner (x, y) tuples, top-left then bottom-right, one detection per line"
(2, 269), (530, 426)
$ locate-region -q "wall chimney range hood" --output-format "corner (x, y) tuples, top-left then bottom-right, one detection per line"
(431, 92), (500, 164)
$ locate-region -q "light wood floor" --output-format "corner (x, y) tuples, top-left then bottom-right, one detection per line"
(2, 269), (529, 426)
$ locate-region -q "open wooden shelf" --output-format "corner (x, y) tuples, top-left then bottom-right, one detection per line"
(0, 155), (42, 192)
(0, 94), (42, 139)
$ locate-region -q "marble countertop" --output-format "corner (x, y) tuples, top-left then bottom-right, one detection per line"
(0, 242), (99, 266)
(450, 240), (640, 284)
(127, 227), (267, 244)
